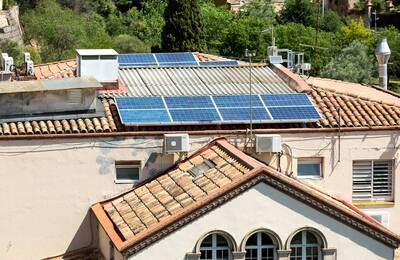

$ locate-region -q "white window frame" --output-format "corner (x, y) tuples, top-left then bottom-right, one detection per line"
(297, 158), (323, 179)
(290, 231), (321, 260)
(245, 232), (276, 260)
(352, 160), (393, 201)
(364, 210), (390, 227)
(200, 233), (231, 260)
(115, 161), (141, 184)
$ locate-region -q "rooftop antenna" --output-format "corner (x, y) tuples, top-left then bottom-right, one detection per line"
(372, 9), (379, 33)
(245, 48), (255, 151)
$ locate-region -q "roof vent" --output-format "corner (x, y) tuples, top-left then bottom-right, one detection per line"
(76, 49), (119, 83)
(164, 134), (190, 153)
(188, 159), (216, 177)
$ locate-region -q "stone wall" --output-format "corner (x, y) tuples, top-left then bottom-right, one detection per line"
(0, 5), (23, 44)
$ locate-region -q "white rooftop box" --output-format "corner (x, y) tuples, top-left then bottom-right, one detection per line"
(164, 134), (190, 153)
(76, 49), (118, 83)
(255, 134), (282, 153)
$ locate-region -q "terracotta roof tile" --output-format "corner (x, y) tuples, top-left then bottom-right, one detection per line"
(34, 59), (76, 80)
(310, 86), (400, 128)
(0, 98), (117, 136)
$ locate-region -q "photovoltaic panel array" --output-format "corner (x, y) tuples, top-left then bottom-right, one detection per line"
(118, 52), (239, 67)
(115, 93), (320, 125)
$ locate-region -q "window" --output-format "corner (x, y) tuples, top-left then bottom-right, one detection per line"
(297, 158), (322, 178)
(365, 211), (389, 227)
(200, 233), (230, 260)
(245, 232), (276, 260)
(352, 160), (393, 201)
(188, 159), (216, 177)
(81, 55), (99, 60)
(115, 161), (141, 184)
(290, 231), (321, 260)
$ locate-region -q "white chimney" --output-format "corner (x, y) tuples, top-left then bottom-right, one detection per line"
(375, 38), (391, 90)
(76, 49), (119, 83)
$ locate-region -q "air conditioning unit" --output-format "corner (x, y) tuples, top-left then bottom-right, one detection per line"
(301, 63), (311, 71)
(24, 52), (34, 76)
(255, 134), (282, 153)
(1, 53), (13, 72)
(164, 134), (190, 153)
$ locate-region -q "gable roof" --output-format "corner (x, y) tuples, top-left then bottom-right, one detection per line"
(91, 139), (400, 256)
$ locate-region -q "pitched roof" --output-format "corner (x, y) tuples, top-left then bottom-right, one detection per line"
(310, 86), (400, 128)
(0, 98), (118, 136)
(306, 77), (400, 106)
(119, 65), (294, 96)
(92, 139), (400, 256)
(34, 59), (76, 80)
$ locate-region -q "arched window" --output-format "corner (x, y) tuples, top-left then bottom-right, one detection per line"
(290, 231), (321, 260)
(245, 232), (276, 260)
(200, 233), (231, 260)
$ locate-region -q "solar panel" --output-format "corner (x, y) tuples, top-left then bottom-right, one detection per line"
(118, 54), (157, 67)
(219, 107), (271, 121)
(155, 52), (198, 66)
(115, 97), (165, 109)
(115, 93), (320, 125)
(169, 108), (220, 122)
(268, 106), (320, 120)
(165, 96), (214, 109)
(261, 94), (312, 107)
(119, 109), (171, 123)
(213, 95), (263, 108)
(199, 60), (239, 66)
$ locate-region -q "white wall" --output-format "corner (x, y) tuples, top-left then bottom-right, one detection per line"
(0, 130), (399, 259)
(128, 182), (393, 260)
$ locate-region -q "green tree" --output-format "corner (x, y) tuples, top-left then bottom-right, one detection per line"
(280, 0), (317, 27)
(380, 26), (400, 80)
(161, 0), (206, 51)
(22, 0), (112, 62)
(112, 34), (150, 53)
(320, 10), (343, 32)
(0, 39), (24, 65)
(320, 40), (377, 84)
(201, 2), (233, 54)
(240, 0), (275, 21)
(340, 18), (376, 48)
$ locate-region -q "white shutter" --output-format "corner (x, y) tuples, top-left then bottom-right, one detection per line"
(352, 160), (393, 201)
(372, 161), (392, 200)
(352, 161), (373, 200)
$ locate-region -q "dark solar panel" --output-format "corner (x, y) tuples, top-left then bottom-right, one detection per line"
(268, 106), (320, 120)
(213, 95), (263, 108)
(219, 107), (271, 121)
(169, 108), (220, 122)
(164, 96), (214, 109)
(115, 97), (165, 109)
(115, 93), (320, 125)
(199, 60), (239, 66)
(118, 54), (157, 66)
(261, 94), (312, 107)
(119, 109), (171, 123)
(155, 52), (197, 64)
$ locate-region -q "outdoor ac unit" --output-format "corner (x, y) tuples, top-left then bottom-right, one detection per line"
(164, 134), (190, 153)
(24, 52), (34, 76)
(1, 53), (13, 72)
(301, 63), (311, 71)
(255, 134), (281, 153)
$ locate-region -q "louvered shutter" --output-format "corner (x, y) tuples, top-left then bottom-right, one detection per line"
(372, 161), (392, 200)
(353, 161), (373, 200)
(352, 160), (393, 201)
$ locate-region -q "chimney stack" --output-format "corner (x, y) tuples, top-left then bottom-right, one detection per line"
(375, 38), (391, 90)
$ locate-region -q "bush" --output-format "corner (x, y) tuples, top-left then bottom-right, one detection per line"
(320, 40), (377, 84)
(112, 34), (150, 53)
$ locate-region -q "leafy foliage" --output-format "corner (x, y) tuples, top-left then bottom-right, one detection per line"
(320, 40), (377, 84)
(280, 0), (317, 27)
(161, 0), (206, 51)
(112, 34), (150, 53)
(380, 26), (400, 80)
